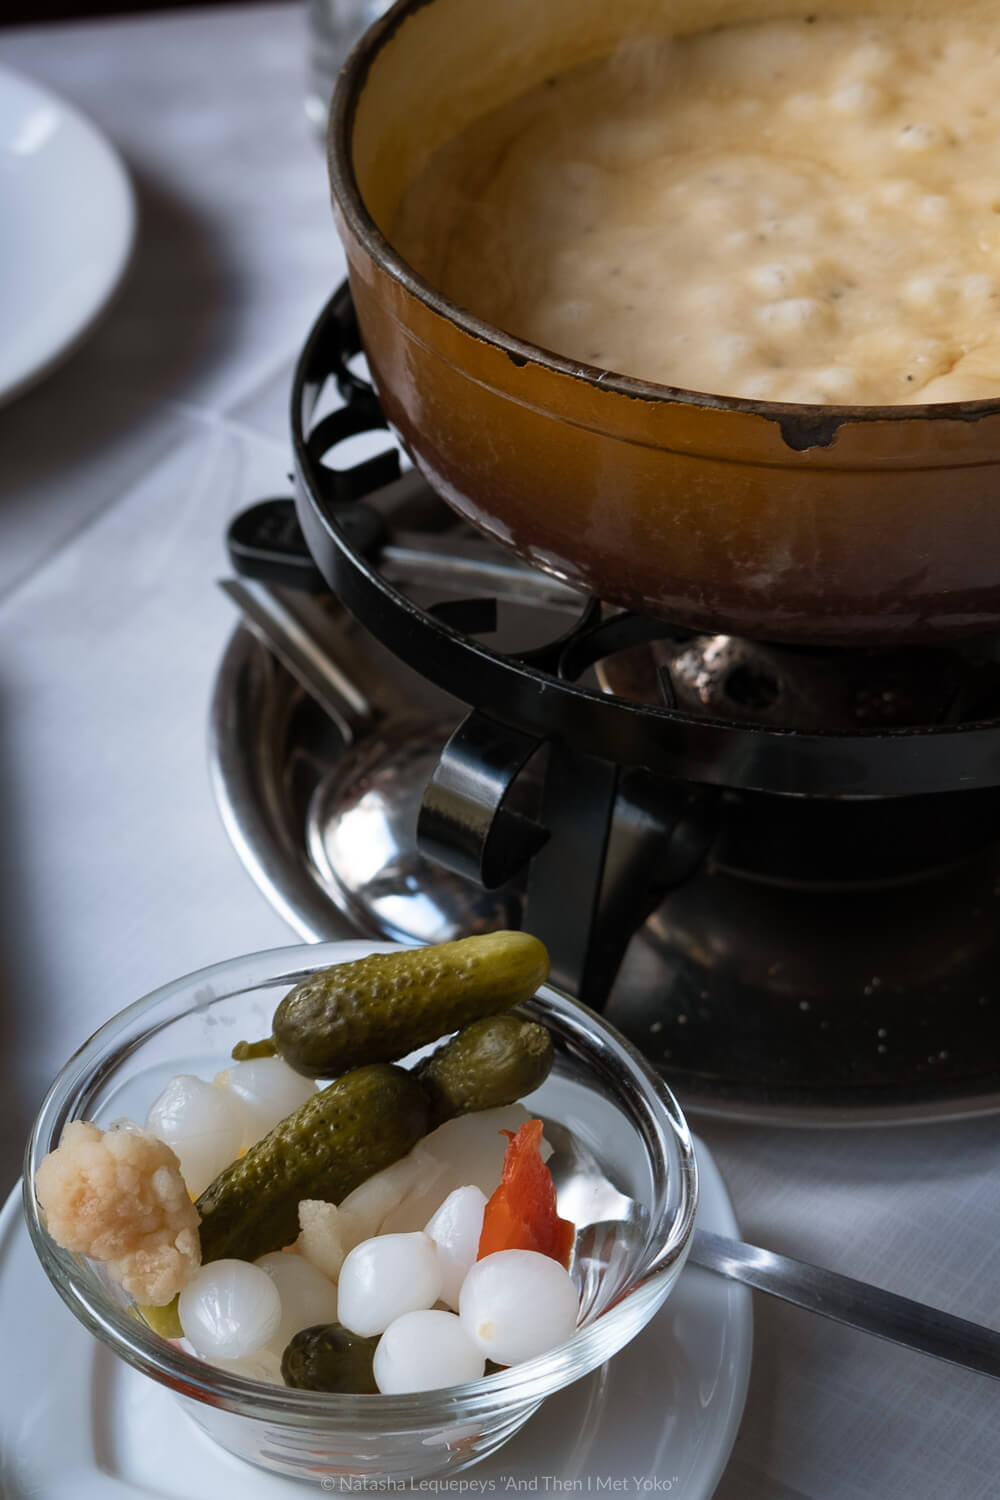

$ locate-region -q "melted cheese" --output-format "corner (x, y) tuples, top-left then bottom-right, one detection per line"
(393, 17), (1000, 405)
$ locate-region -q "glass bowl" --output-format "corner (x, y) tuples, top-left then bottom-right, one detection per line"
(24, 940), (697, 1483)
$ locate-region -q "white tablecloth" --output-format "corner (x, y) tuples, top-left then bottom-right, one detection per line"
(2, 8), (999, 1498)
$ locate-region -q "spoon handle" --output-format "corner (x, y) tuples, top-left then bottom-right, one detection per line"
(690, 1228), (1000, 1380)
(218, 577), (374, 742)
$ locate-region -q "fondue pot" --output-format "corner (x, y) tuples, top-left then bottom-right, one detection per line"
(327, 0), (1000, 646)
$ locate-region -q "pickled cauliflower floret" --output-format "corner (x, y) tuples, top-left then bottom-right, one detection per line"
(35, 1120), (201, 1305)
(296, 1198), (346, 1282)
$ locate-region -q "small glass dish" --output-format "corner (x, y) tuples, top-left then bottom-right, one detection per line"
(24, 940), (697, 1483)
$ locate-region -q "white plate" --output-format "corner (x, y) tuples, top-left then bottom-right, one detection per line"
(0, 62), (135, 406)
(0, 1137), (750, 1499)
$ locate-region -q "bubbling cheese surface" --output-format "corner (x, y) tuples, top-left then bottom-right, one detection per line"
(392, 17), (1000, 405)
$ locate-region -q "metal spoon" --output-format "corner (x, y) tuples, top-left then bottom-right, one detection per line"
(219, 575), (519, 944)
(544, 1120), (1000, 1381)
(217, 577), (374, 743)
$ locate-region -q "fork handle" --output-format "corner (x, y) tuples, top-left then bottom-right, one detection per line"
(690, 1228), (1000, 1380)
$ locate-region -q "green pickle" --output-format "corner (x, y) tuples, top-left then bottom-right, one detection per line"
(281, 1323), (380, 1392)
(271, 931), (550, 1078)
(231, 1037), (277, 1061)
(416, 1013), (554, 1127)
(134, 1296), (182, 1339)
(196, 1063), (429, 1264)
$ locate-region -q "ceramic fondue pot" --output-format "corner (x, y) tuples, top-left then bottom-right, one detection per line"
(328, 0), (1000, 644)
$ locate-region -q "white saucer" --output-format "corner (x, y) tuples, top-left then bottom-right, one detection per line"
(0, 62), (135, 406)
(1, 1137), (749, 1499)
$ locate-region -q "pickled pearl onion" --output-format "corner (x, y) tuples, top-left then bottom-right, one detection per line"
(424, 1185), (487, 1311)
(145, 1075), (248, 1197)
(254, 1250), (339, 1355)
(374, 1309), (485, 1393)
(337, 1232), (443, 1337)
(459, 1249), (579, 1365)
(178, 1260), (281, 1360)
(214, 1057), (316, 1148)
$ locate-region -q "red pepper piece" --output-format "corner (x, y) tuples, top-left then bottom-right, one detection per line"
(477, 1118), (575, 1268)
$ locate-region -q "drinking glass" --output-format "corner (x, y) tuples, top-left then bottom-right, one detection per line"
(306, 0), (392, 134)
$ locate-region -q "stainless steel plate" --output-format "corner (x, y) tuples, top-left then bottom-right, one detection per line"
(209, 609), (1000, 1128)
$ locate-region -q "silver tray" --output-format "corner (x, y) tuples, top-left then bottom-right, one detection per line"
(210, 605), (1000, 1129)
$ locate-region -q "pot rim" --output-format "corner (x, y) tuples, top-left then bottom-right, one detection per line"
(327, 0), (1000, 435)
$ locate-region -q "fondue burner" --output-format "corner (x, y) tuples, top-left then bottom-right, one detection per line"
(211, 287), (1000, 1123)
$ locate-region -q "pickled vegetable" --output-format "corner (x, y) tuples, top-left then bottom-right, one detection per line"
(214, 1057), (317, 1143)
(255, 1251), (339, 1353)
(179, 1259), (281, 1360)
(135, 1297), (183, 1339)
(34, 1119), (200, 1306)
(196, 1064), (429, 1265)
(271, 931), (549, 1079)
(373, 1308), (485, 1392)
(415, 1014), (554, 1127)
(145, 1074), (248, 1197)
(477, 1119), (575, 1268)
(424, 1185), (487, 1310)
(281, 1322), (380, 1393)
(460, 1249), (579, 1365)
(231, 1038), (277, 1061)
(337, 1231), (443, 1337)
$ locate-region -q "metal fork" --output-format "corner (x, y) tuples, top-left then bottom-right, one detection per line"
(543, 1120), (1000, 1381)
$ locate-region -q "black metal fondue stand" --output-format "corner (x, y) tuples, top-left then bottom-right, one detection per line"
(223, 288), (1000, 1120)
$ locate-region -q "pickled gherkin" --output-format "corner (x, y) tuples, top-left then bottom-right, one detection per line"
(230, 1037), (277, 1061)
(134, 1297), (182, 1339)
(195, 1064), (428, 1264)
(271, 931), (550, 1079)
(281, 1323), (379, 1392)
(416, 1014), (554, 1127)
